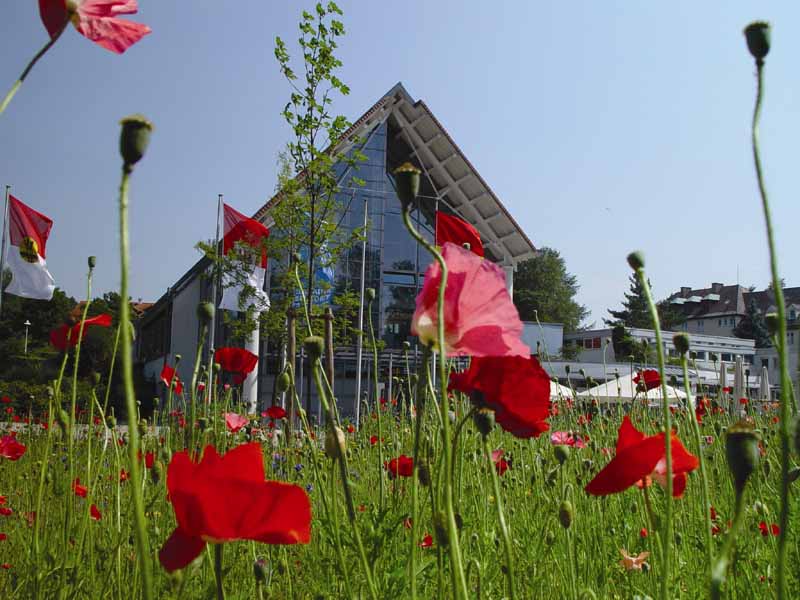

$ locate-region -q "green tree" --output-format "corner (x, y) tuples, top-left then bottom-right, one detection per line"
(512, 247), (589, 332)
(605, 274), (651, 328)
(735, 297), (772, 348)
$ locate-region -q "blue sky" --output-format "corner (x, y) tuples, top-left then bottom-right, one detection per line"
(2, 2), (799, 326)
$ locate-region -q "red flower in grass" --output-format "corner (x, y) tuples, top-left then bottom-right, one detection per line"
(411, 242), (530, 358)
(739, 398), (749, 406)
(449, 355), (550, 438)
(215, 347), (259, 385)
(158, 443), (311, 572)
(640, 528), (648, 539)
(385, 455), (414, 479)
(137, 450), (155, 469)
(550, 431), (586, 449)
(0, 533), (6, 541)
(419, 534), (433, 548)
(0, 396), (10, 404)
(225, 413), (248, 433)
(50, 314), (112, 351)
(263, 405), (287, 420)
(491, 449), (509, 476)
(72, 478), (88, 498)
(0, 496), (6, 505)
(369, 435), (378, 446)
(585, 416), (699, 498)
(633, 369), (660, 391)
(0, 435), (26, 461)
(1, 563), (9, 569)
(39, 0), (151, 54)
(160, 364), (184, 396)
(0, 508), (11, 517)
(119, 469), (129, 482)
(90, 504), (101, 521)
(347, 424), (355, 434)
(759, 521), (780, 537)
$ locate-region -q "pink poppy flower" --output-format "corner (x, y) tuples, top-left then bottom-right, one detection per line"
(491, 449), (509, 476)
(39, 0), (151, 54)
(411, 242), (529, 357)
(550, 431), (586, 449)
(225, 413), (248, 434)
(619, 548), (650, 571)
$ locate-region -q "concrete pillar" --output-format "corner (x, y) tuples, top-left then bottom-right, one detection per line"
(504, 265), (514, 298)
(243, 322), (259, 413)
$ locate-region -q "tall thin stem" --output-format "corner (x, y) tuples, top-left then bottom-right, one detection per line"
(366, 296), (386, 510)
(214, 544), (225, 600)
(634, 265), (672, 600)
(749, 59), (792, 600)
(482, 435), (516, 599)
(119, 165), (154, 599)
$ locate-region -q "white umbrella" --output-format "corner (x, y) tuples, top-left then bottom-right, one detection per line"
(759, 366), (771, 401)
(550, 380), (574, 401)
(734, 356), (745, 402)
(578, 372), (687, 402)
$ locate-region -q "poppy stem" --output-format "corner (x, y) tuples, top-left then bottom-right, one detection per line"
(118, 164), (154, 600)
(189, 323), (208, 455)
(710, 488), (745, 599)
(0, 18), (69, 117)
(366, 295), (386, 511)
(409, 345), (431, 600)
(481, 435), (516, 600)
(679, 353), (714, 576)
(748, 56), (792, 600)
(401, 209), (470, 600)
(633, 264), (672, 600)
(214, 544), (225, 600)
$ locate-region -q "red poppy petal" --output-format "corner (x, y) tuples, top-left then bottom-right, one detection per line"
(671, 472), (687, 498)
(585, 434), (666, 496)
(38, 0), (69, 39)
(158, 528), (206, 573)
(616, 416), (646, 454)
(73, 14), (151, 54)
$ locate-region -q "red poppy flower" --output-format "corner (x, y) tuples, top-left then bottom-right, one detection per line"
(264, 405), (287, 420)
(49, 314), (112, 351)
(39, 0), (151, 54)
(119, 469), (129, 482)
(0, 533), (6, 541)
(225, 413), (248, 433)
(0, 397), (10, 404)
(712, 524), (722, 536)
(215, 347), (259, 385)
(385, 455), (414, 479)
(411, 242), (530, 357)
(369, 435), (378, 446)
(137, 450), (155, 469)
(0, 435), (26, 461)
(90, 504), (102, 521)
(72, 478), (88, 498)
(403, 517), (413, 529)
(739, 398), (748, 405)
(160, 364), (184, 396)
(0, 508), (11, 517)
(722, 387), (732, 394)
(710, 506), (718, 521)
(585, 416), (699, 498)
(0, 496), (6, 505)
(0, 563), (9, 569)
(347, 424), (355, 434)
(640, 528), (648, 538)
(449, 355), (550, 438)
(758, 521), (780, 537)
(419, 534), (433, 548)
(491, 449), (509, 476)
(158, 443), (311, 572)
(633, 369), (660, 391)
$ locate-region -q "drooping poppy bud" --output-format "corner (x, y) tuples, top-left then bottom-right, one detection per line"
(276, 371), (291, 393)
(558, 500), (573, 529)
(743, 21), (771, 63)
(417, 460), (431, 487)
(673, 332), (690, 355)
(119, 114), (153, 168)
(726, 420), (760, 494)
(433, 511), (449, 547)
(554, 444), (570, 465)
(764, 313), (779, 337)
(88, 256), (96, 269)
(393, 162), (421, 212)
(324, 426), (346, 460)
(304, 336), (324, 361)
(626, 251), (645, 271)
(473, 408), (495, 436)
(365, 288), (376, 302)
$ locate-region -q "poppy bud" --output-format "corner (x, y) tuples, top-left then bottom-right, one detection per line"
(393, 162), (421, 211)
(788, 467), (800, 483)
(565, 365), (571, 375)
(138, 419), (148, 437)
(253, 558), (269, 584)
(197, 417), (208, 432)
(418, 461), (431, 487)
(324, 426), (346, 460)
(107, 415), (116, 428)
(365, 288), (376, 302)
(626, 251), (645, 271)
(197, 302), (215, 325)
(402, 341), (411, 351)
(174, 354), (182, 363)
(672, 333), (690, 354)
(764, 313), (779, 337)
(753, 500), (767, 515)
(276, 371), (291, 393)
(545, 530), (556, 546)
(726, 420), (760, 494)
(57, 409), (70, 430)
(743, 21), (771, 63)
(558, 500), (573, 529)
(304, 336), (324, 361)
(433, 511), (449, 547)
(473, 408), (495, 436)
(119, 114), (153, 168)
(91, 371), (101, 387)
(88, 256), (96, 269)
(151, 461), (163, 485)
(554, 445), (570, 465)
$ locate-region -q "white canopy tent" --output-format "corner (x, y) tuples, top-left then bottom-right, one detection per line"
(578, 372), (687, 403)
(550, 380), (574, 400)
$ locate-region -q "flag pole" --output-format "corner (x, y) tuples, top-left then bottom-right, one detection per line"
(0, 186), (10, 319)
(354, 193), (368, 429)
(206, 194), (222, 402)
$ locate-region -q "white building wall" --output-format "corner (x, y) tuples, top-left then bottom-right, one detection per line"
(169, 275), (202, 385)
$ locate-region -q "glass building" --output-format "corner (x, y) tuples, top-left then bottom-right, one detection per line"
(137, 83), (537, 420)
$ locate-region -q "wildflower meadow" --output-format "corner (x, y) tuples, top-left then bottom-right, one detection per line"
(0, 3), (799, 600)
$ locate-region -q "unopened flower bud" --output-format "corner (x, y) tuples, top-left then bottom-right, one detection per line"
(554, 444), (570, 465)
(253, 558), (269, 584)
(324, 426), (346, 460)
(433, 510), (449, 547)
(627, 251), (645, 271)
(744, 21), (771, 63)
(726, 419), (760, 494)
(174, 354), (182, 363)
(788, 467), (800, 483)
(88, 256), (96, 269)
(151, 460), (163, 485)
(473, 408), (495, 436)
(393, 162), (421, 211)
(303, 336), (324, 361)
(558, 500), (574, 529)
(119, 114), (153, 168)
(402, 341), (411, 351)
(418, 461), (431, 487)
(753, 500), (767, 515)
(197, 302), (215, 325)
(764, 313), (779, 337)
(276, 371), (291, 393)
(673, 333), (690, 354)
(91, 371), (101, 387)
(365, 288), (376, 302)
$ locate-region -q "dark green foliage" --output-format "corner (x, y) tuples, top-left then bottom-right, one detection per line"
(735, 298), (772, 348)
(605, 274), (650, 328)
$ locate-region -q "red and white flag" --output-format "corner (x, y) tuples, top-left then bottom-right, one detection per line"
(4, 195), (55, 300)
(436, 211), (484, 257)
(219, 203), (270, 312)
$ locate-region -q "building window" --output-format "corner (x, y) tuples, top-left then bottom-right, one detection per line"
(584, 338), (592, 349)
(791, 309), (797, 321)
(789, 332), (795, 345)
(721, 353), (733, 362)
(697, 321), (704, 331)
(592, 337), (601, 349)
(774, 357), (779, 368)
(718, 319), (722, 326)
(694, 351), (707, 360)
(762, 358), (769, 368)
